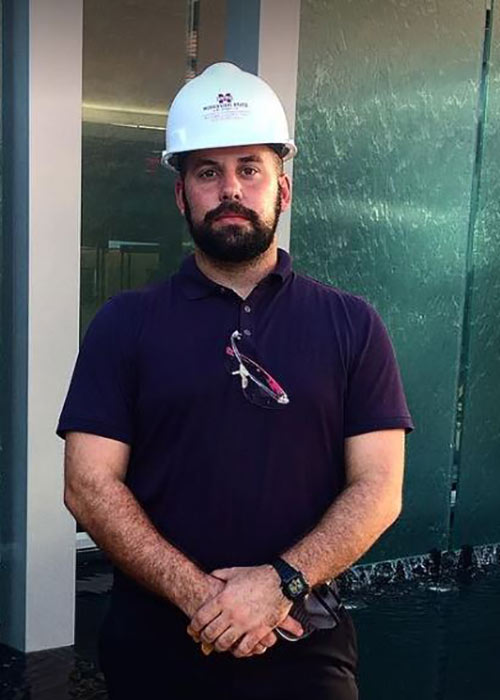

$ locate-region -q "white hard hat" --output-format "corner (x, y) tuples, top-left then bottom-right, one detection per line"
(162, 62), (297, 171)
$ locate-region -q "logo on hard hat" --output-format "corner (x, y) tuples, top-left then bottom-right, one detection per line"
(217, 93), (233, 105)
(203, 92), (249, 120)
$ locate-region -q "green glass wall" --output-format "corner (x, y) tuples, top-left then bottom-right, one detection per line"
(292, 0), (489, 560)
(452, 6), (500, 548)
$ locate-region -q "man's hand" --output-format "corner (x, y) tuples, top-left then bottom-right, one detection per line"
(187, 565), (303, 658)
(180, 573), (226, 620)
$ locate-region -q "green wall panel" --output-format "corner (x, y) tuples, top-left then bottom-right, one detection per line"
(291, 0), (486, 559)
(452, 5), (500, 548)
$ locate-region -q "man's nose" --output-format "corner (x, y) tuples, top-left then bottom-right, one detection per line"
(219, 171), (242, 201)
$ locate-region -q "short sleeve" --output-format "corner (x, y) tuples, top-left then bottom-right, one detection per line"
(56, 295), (137, 444)
(344, 299), (414, 438)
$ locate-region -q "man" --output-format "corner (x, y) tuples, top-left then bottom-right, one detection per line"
(58, 62), (414, 699)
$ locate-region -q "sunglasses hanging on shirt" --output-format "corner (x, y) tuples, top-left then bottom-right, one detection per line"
(224, 330), (290, 409)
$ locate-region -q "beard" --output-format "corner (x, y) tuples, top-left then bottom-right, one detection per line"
(183, 185), (282, 263)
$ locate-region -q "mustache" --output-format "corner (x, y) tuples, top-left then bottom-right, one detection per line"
(204, 201), (260, 226)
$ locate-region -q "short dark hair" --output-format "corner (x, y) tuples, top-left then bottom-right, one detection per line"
(268, 146), (285, 175)
(176, 153), (189, 178)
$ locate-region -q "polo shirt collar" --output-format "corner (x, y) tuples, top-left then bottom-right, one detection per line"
(177, 248), (293, 300)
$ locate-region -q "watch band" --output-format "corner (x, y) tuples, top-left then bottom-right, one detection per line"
(271, 557), (299, 581)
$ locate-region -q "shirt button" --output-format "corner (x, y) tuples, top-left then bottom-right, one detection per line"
(243, 305), (251, 313)
(219, 287), (226, 294)
(243, 329), (252, 337)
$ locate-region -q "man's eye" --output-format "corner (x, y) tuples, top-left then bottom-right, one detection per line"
(199, 169), (217, 179)
(242, 167), (258, 176)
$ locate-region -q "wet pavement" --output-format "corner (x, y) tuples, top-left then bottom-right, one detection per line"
(1, 548), (499, 699)
(0, 553), (110, 700)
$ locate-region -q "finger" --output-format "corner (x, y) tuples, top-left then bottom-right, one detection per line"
(278, 614), (304, 638)
(213, 627), (243, 653)
(189, 599), (223, 635)
(188, 628), (215, 655)
(186, 624), (213, 654)
(259, 631), (278, 648)
(232, 629), (268, 658)
(200, 614), (231, 645)
(251, 642), (268, 655)
(201, 642), (214, 656)
(187, 626), (200, 642)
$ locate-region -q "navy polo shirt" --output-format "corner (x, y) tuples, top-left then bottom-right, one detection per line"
(57, 249), (413, 587)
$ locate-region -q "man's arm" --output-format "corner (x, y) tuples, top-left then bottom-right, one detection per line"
(189, 428), (405, 655)
(282, 427), (405, 585)
(64, 431), (223, 618)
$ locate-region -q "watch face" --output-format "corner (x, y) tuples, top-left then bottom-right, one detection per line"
(288, 575), (307, 598)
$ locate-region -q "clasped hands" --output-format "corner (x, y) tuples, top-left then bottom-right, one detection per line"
(187, 565), (303, 658)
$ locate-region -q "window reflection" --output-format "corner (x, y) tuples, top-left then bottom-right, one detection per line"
(81, 0), (226, 335)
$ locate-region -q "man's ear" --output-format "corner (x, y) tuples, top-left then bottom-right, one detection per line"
(278, 173), (292, 213)
(174, 178), (186, 216)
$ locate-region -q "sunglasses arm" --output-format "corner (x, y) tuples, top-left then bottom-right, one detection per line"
(232, 363), (250, 389)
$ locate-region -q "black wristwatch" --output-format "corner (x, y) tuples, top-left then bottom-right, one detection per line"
(271, 557), (310, 601)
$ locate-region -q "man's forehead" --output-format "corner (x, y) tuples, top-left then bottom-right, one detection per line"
(186, 144), (276, 167)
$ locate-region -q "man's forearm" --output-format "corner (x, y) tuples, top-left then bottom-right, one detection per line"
(282, 479), (401, 587)
(188, 477), (398, 653)
(65, 477), (220, 617)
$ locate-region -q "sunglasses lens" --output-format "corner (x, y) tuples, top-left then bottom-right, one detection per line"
(225, 345), (288, 409)
(244, 364), (283, 408)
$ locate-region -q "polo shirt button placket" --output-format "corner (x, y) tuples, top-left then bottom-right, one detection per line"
(240, 302), (254, 342)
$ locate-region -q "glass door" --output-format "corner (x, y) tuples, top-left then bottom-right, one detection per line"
(81, 0), (226, 334)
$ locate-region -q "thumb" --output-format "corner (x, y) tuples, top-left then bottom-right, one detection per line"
(210, 567), (235, 581)
(278, 614), (304, 638)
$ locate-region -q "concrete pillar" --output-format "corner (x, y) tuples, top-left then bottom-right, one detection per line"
(258, 0), (301, 251)
(0, 0), (82, 652)
(224, 0), (302, 252)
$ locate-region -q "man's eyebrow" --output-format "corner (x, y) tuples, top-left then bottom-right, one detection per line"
(189, 155), (264, 169)
(238, 155), (264, 164)
(190, 158), (219, 169)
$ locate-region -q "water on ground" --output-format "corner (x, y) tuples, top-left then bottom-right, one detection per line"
(1, 550), (499, 699)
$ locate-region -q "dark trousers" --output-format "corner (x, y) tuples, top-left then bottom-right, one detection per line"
(99, 590), (358, 700)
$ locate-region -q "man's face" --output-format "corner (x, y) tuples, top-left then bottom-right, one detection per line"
(174, 145), (291, 263)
